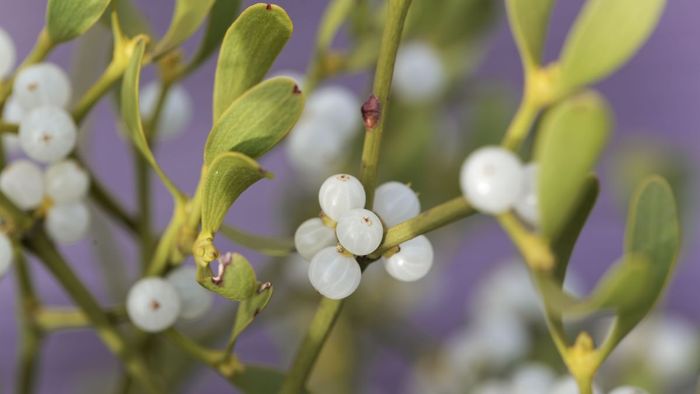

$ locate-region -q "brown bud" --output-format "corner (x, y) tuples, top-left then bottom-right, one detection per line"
(362, 94), (381, 129)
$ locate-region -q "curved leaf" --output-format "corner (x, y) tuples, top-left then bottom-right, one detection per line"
(156, 0), (216, 55)
(204, 77), (305, 165)
(558, 0), (666, 93)
(201, 152), (270, 234)
(188, 0), (242, 70)
(230, 282), (273, 344)
(505, 0), (555, 69)
(213, 3), (293, 121)
(535, 91), (611, 239)
(196, 252), (256, 301)
(47, 0), (111, 43)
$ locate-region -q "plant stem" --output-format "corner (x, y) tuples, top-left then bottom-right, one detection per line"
(72, 62), (127, 124)
(497, 212), (554, 271)
(14, 247), (42, 394)
(135, 148), (153, 270)
(0, 122), (18, 133)
(501, 97), (539, 151)
(24, 230), (160, 394)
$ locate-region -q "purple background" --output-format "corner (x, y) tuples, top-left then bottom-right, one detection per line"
(1, 1), (698, 393)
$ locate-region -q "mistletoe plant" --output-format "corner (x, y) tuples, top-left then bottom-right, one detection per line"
(0, 0), (680, 393)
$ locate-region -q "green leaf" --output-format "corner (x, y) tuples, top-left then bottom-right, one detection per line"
(558, 0), (666, 93)
(187, 0), (242, 71)
(111, 0), (152, 37)
(121, 37), (183, 200)
(317, 0), (354, 50)
(46, 0), (111, 43)
(196, 252), (257, 301)
(505, 0), (555, 69)
(230, 282), (273, 343)
(201, 152), (270, 234)
(535, 91), (611, 239)
(204, 77), (304, 165)
(232, 366), (306, 394)
(220, 225), (294, 257)
(155, 0), (216, 55)
(213, 3), (293, 121)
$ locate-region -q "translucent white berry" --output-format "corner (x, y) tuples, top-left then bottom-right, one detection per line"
(127, 277), (181, 332)
(646, 316), (699, 381)
(0, 232), (12, 279)
(471, 311), (530, 368)
(139, 82), (193, 140)
(166, 265), (213, 320)
(383, 235), (433, 282)
(0, 27), (16, 79)
(45, 159), (89, 204)
(2, 95), (24, 123)
(608, 387), (649, 394)
(548, 376), (602, 394)
(0, 159), (44, 210)
(336, 208), (383, 256)
(514, 163), (539, 227)
(393, 42), (446, 103)
(373, 181), (420, 227)
(19, 106), (77, 163)
(318, 174), (366, 221)
(294, 218), (337, 261)
(307, 246), (361, 299)
(511, 363), (555, 394)
(306, 86), (360, 138)
(459, 146), (524, 214)
(287, 118), (345, 184)
(13, 63), (72, 110)
(45, 201), (90, 244)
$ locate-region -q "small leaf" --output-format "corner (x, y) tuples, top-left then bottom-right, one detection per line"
(201, 152), (270, 234)
(121, 37), (183, 200)
(213, 3), (293, 121)
(187, 0), (242, 71)
(230, 282), (273, 343)
(535, 91), (611, 239)
(155, 0), (216, 55)
(204, 77), (305, 165)
(505, 0), (555, 69)
(232, 366), (306, 394)
(196, 252), (257, 301)
(46, 0), (111, 43)
(558, 0), (666, 93)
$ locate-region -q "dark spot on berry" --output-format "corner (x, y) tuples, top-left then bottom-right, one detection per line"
(338, 174), (349, 181)
(483, 164), (496, 177)
(27, 82), (38, 92)
(41, 132), (53, 144)
(362, 216), (372, 225)
(150, 299), (161, 311)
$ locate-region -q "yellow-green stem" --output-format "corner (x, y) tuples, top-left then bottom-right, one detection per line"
(501, 98), (540, 151)
(14, 246), (42, 394)
(72, 62), (127, 124)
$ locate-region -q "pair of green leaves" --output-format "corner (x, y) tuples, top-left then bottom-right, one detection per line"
(507, 0), (666, 94)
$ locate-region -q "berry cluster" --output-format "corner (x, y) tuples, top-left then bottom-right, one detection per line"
(459, 145), (539, 226)
(294, 174), (433, 300)
(126, 265), (214, 333)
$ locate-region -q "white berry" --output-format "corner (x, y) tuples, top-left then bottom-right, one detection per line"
(393, 42), (446, 103)
(45, 159), (89, 204)
(511, 363), (555, 394)
(548, 376), (602, 394)
(0, 232), (12, 279)
(287, 117), (346, 184)
(373, 181), (420, 227)
(127, 277), (181, 332)
(306, 86), (360, 139)
(2, 95), (24, 123)
(514, 163), (539, 227)
(459, 146), (524, 214)
(294, 218), (337, 261)
(0, 27), (16, 79)
(0, 159), (44, 210)
(139, 82), (193, 140)
(318, 174), (366, 221)
(307, 246), (361, 299)
(383, 235), (433, 282)
(608, 387), (648, 394)
(13, 63), (72, 110)
(336, 208), (383, 256)
(166, 265), (213, 320)
(19, 106), (77, 163)
(45, 201), (90, 244)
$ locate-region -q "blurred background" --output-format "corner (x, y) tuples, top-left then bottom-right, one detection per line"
(0, 0), (698, 393)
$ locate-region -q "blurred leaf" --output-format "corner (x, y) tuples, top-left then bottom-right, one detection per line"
(111, 0), (151, 37)
(201, 152), (270, 234)
(229, 283), (273, 343)
(232, 366), (306, 394)
(46, 0), (111, 43)
(535, 91), (611, 239)
(188, 0), (242, 70)
(196, 252), (256, 301)
(558, 0), (666, 93)
(317, 0), (354, 50)
(204, 77), (304, 165)
(220, 225), (295, 257)
(156, 0), (216, 55)
(121, 37), (183, 200)
(213, 3), (293, 121)
(505, 0), (555, 68)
